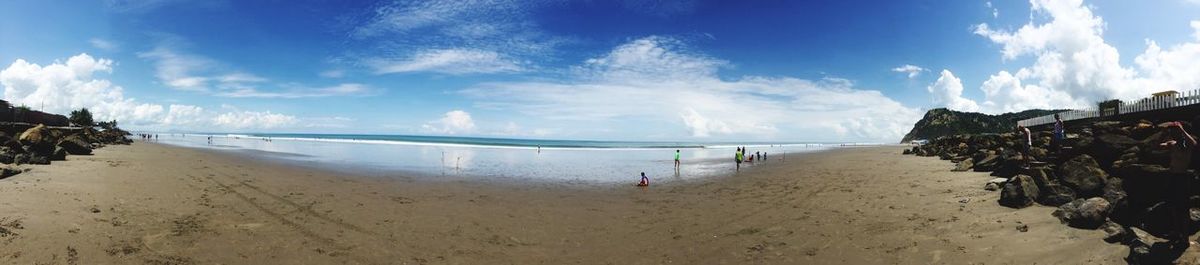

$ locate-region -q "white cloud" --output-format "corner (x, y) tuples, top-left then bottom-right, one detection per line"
(958, 0), (1200, 114)
(89, 38), (118, 51)
(215, 83), (373, 98)
(891, 64), (927, 79)
(0, 53), (301, 131)
(462, 36), (921, 142)
(137, 46), (214, 92)
(351, 0), (559, 75)
(926, 70), (980, 112)
(371, 49), (523, 75)
(423, 110), (476, 135)
(986, 1), (998, 18)
(213, 110), (298, 129)
(680, 108), (732, 137)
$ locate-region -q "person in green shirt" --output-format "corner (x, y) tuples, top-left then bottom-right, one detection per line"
(735, 148), (744, 171)
(674, 150), (681, 171)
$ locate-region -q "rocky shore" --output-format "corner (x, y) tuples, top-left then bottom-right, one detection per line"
(906, 117), (1200, 264)
(0, 122), (131, 179)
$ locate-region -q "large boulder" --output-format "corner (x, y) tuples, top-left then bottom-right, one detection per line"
(1059, 154), (1110, 197)
(973, 154), (1001, 172)
(1052, 197), (1111, 229)
(17, 124), (49, 146)
(56, 134), (91, 155)
(1000, 175), (1041, 208)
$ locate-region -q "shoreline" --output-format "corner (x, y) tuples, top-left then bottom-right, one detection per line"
(148, 136), (847, 185)
(0, 142), (1127, 264)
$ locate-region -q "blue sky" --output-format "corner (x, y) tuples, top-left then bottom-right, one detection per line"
(1, 0), (1199, 142)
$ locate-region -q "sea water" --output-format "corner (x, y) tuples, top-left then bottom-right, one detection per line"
(151, 133), (872, 183)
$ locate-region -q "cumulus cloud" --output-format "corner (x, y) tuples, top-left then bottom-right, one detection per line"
(0, 53), (301, 131)
(891, 64), (927, 79)
(926, 70), (980, 112)
(950, 0), (1200, 114)
(462, 36), (921, 142)
(370, 49), (523, 75)
(423, 110), (476, 135)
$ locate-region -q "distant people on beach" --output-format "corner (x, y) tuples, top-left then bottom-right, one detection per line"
(637, 172), (650, 187)
(207, 136), (212, 145)
(538, 145), (541, 154)
(1052, 114), (1065, 154)
(1159, 121), (1196, 244)
(674, 149), (681, 171)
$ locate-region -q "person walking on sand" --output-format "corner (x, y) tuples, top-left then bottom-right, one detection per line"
(1160, 122), (1197, 246)
(1052, 113), (1065, 155)
(674, 149), (681, 171)
(637, 172), (650, 187)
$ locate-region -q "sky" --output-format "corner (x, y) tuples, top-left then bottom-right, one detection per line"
(1, 0), (1199, 142)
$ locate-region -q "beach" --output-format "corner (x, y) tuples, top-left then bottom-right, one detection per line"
(0, 143), (1131, 264)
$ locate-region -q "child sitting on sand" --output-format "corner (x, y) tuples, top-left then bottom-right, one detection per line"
(637, 172), (650, 186)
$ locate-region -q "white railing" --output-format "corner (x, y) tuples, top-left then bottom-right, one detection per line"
(1017, 88), (1200, 127)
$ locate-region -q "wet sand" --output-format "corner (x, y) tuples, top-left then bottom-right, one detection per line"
(0, 143), (1133, 264)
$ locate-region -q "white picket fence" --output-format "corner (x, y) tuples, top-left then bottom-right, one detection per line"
(1017, 89), (1200, 127)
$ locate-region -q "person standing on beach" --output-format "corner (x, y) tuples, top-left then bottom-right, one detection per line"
(1160, 121), (1197, 244)
(674, 149), (681, 171)
(1052, 114), (1065, 154)
(735, 148), (744, 171)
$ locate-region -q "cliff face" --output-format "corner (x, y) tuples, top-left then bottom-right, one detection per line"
(901, 108), (1062, 143)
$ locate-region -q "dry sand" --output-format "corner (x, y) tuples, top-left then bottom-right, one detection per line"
(0, 143), (1138, 264)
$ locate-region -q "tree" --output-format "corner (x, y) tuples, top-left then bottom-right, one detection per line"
(69, 108), (94, 127)
(97, 120), (119, 130)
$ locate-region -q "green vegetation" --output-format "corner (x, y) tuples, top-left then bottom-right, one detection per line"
(69, 108), (95, 127)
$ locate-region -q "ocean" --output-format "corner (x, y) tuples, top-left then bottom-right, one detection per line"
(151, 133), (878, 183)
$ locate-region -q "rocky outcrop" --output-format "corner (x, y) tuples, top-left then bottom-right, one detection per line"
(905, 115), (1200, 263)
(901, 108), (1062, 143)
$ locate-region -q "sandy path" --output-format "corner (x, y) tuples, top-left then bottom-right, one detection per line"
(0, 143), (1128, 264)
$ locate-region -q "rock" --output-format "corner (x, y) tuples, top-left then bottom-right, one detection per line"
(0, 166), (20, 180)
(56, 134), (91, 155)
(984, 182), (1000, 191)
(1052, 197), (1111, 229)
(952, 159), (973, 171)
(1016, 223), (1029, 232)
(0, 153), (12, 164)
(1093, 133), (1140, 167)
(17, 124), (48, 146)
(1102, 221), (1131, 243)
(49, 146), (67, 161)
(14, 153), (29, 165)
(1038, 184), (1078, 206)
(1000, 175), (1040, 208)
(1059, 154), (1110, 197)
(902, 149), (912, 155)
(25, 155), (49, 165)
(973, 154), (1000, 172)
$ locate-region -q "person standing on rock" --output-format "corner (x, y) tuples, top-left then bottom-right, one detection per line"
(1160, 121), (1197, 244)
(1017, 124), (1032, 167)
(1052, 113), (1065, 155)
